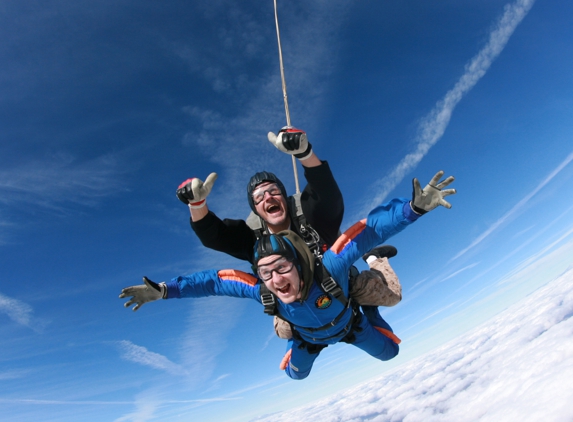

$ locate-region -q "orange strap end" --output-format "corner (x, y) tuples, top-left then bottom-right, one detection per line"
(375, 326), (401, 344)
(279, 349), (292, 370)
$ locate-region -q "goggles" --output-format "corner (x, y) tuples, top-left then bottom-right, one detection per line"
(252, 184), (282, 206)
(257, 256), (295, 281)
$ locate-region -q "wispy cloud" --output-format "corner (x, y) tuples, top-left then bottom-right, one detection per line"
(117, 340), (186, 376)
(179, 2), (351, 216)
(362, 0), (536, 213)
(440, 262), (480, 283)
(177, 297), (247, 388)
(0, 292), (34, 327)
(451, 150), (573, 261)
(0, 152), (128, 212)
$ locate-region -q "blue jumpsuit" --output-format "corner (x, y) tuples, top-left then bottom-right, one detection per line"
(165, 198), (420, 380)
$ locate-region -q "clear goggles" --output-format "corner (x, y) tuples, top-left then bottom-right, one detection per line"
(257, 256), (295, 281)
(252, 184), (282, 206)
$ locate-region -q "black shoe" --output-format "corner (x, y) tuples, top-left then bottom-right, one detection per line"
(362, 245), (397, 263)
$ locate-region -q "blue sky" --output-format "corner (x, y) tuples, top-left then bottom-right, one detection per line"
(1, 0), (573, 421)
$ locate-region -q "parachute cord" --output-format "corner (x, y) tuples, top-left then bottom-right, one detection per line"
(273, 0), (300, 194)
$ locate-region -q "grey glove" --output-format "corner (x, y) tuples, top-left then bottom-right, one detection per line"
(176, 173), (217, 208)
(411, 170), (456, 215)
(119, 277), (166, 311)
(267, 127), (313, 160)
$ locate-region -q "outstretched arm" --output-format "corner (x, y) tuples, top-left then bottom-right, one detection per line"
(119, 270), (262, 311)
(327, 170), (457, 272)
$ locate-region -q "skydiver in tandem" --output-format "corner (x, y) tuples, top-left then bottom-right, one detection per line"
(119, 171), (456, 380)
(175, 127), (408, 339)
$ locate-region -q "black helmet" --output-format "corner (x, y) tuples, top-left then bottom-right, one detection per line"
(247, 171), (287, 213)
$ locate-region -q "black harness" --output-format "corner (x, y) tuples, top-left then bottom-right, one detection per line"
(249, 193), (362, 349)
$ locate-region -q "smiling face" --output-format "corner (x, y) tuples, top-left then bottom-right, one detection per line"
(252, 182), (290, 232)
(257, 254), (302, 304)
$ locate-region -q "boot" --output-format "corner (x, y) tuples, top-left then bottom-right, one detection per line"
(274, 316), (293, 339)
(351, 245), (402, 307)
(362, 245), (397, 262)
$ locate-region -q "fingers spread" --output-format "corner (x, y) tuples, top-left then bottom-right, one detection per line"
(441, 188), (457, 197)
(436, 176), (455, 189)
(429, 171), (445, 186)
(440, 199), (452, 209)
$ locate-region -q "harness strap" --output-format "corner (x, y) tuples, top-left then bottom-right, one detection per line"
(259, 283), (278, 316)
(298, 302), (360, 343)
(315, 259), (349, 308)
(295, 297), (353, 333)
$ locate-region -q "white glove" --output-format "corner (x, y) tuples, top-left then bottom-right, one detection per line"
(411, 170), (456, 215)
(267, 127), (313, 160)
(119, 277), (166, 311)
(176, 172), (218, 209)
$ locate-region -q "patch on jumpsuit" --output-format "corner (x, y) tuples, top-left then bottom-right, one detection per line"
(315, 294), (332, 309)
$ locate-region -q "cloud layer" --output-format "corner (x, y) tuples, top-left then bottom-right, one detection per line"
(253, 266), (573, 421)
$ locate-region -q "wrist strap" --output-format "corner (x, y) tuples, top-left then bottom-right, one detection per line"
(188, 200), (206, 210)
(294, 144), (313, 160)
(410, 201), (427, 215)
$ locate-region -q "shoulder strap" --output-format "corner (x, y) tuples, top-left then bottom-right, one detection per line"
(246, 211), (267, 240)
(314, 257), (349, 308)
(287, 193), (324, 257)
(259, 282), (278, 315)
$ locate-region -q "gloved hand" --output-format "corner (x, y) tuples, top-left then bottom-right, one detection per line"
(267, 127), (313, 160)
(119, 276), (166, 311)
(176, 172), (217, 208)
(411, 170), (456, 215)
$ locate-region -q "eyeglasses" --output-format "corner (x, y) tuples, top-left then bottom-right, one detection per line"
(257, 257), (295, 281)
(252, 184), (282, 206)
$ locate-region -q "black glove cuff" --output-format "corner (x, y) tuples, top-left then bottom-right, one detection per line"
(410, 202), (428, 215)
(294, 143), (313, 160)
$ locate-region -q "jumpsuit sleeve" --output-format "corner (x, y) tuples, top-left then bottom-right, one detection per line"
(164, 269), (262, 302)
(190, 211), (257, 263)
(300, 161), (344, 247)
(326, 198), (420, 277)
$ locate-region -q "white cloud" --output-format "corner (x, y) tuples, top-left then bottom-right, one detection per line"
(451, 150), (573, 261)
(253, 266), (573, 422)
(117, 340), (186, 376)
(0, 292), (34, 327)
(362, 0), (536, 214)
(0, 152), (127, 211)
(177, 297), (247, 388)
(440, 262), (480, 283)
(179, 2), (351, 216)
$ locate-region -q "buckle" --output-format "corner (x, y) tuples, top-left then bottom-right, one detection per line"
(321, 277), (337, 293)
(261, 293), (275, 307)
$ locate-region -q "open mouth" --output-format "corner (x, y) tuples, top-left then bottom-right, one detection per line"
(277, 284), (290, 294)
(266, 204), (281, 214)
